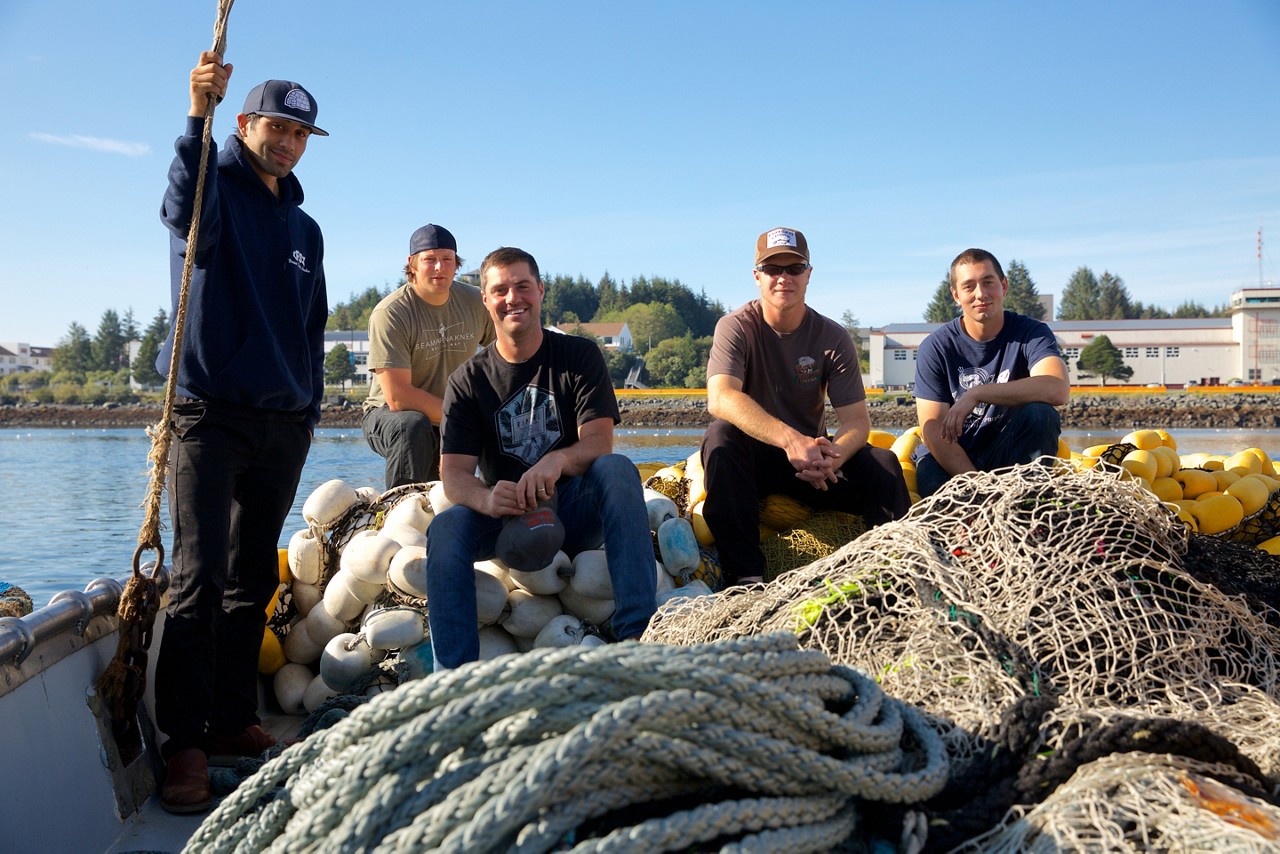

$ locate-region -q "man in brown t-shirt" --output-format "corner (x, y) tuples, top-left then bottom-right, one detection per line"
(701, 227), (910, 585)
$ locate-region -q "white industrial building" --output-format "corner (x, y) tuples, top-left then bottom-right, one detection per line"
(869, 286), (1280, 390)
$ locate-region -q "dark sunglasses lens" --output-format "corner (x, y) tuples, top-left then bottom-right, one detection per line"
(760, 263), (808, 275)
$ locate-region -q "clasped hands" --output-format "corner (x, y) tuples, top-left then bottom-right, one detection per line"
(788, 435), (842, 491)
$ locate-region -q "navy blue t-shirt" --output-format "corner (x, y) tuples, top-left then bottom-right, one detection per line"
(913, 312), (1060, 460)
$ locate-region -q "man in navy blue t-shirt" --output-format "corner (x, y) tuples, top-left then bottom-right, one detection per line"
(912, 248), (1069, 497)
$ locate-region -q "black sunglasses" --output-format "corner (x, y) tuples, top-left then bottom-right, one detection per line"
(755, 263), (810, 276)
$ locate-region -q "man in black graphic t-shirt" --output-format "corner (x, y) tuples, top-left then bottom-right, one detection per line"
(424, 247), (656, 669)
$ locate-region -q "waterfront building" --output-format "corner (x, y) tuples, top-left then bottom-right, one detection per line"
(869, 287), (1280, 390)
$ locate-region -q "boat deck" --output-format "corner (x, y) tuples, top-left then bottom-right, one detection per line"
(107, 710), (304, 853)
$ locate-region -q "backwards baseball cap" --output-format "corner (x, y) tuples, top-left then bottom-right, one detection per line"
(495, 506), (565, 572)
(241, 80), (328, 136)
(409, 224), (457, 256)
(755, 227), (809, 265)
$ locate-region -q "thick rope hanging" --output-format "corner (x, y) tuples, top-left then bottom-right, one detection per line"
(139, 0), (236, 563)
(97, 0), (236, 722)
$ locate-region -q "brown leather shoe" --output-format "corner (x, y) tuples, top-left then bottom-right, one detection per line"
(161, 748), (211, 814)
(208, 724), (277, 765)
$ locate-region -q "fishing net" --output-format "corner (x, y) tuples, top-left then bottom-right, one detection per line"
(318, 483), (429, 590)
(644, 471), (691, 516)
(0, 581), (33, 618)
(644, 460), (1280, 794)
(1227, 488), (1280, 546)
(760, 511), (866, 583)
(956, 752), (1280, 852)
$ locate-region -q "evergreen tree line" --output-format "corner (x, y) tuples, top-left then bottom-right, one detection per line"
(329, 272), (729, 389)
(20, 261), (1227, 399)
(923, 261), (1225, 323)
(0, 307), (170, 404)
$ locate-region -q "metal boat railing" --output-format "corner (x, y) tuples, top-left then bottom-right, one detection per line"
(0, 565), (170, 667)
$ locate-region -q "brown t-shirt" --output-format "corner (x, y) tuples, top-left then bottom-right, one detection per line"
(706, 300), (864, 436)
(363, 281), (495, 418)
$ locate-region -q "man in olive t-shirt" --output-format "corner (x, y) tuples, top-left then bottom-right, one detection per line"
(362, 224), (494, 488)
(701, 227), (910, 586)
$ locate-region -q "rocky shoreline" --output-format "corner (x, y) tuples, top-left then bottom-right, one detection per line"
(3, 393), (1280, 431)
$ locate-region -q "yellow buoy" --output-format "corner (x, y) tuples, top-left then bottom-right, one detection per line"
(1226, 475), (1270, 516)
(1120, 429), (1163, 451)
(1190, 494), (1245, 535)
(1150, 476), (1182, 503)
(890, 430), (922, 462)
(684, 450), (707, 506)
(760, 493), (812, 531)
(1120, 449), (1158, 482)
(1211, 469), (1241, 492)
(258, 627), (286, 675)
(1056, 437), (1071, 459)
(1241, 447), (1273, 470)
(1258, 535), (1280, 555)
(636, 461), (665, 481)
(1150, 445), (1180, 478)
(652, 464), (686, 483)
(1253, 473), (1280, 493)
(1082, 443), (1112, 458)
(1224, 451), (1263, 475)
(1173, 468), (1217, 499)
(1155, 429), (1178, 450)
(1173, 506), (1198, 532)
(899, 462), (918, 494)
(868, 430), (896, 450)
(688, 500), (715, 546)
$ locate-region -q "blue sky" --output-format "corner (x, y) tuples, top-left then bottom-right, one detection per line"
(1, 1), (1277, 347)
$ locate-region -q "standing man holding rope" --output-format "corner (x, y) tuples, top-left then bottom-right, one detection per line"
(153, 50), (329, 813)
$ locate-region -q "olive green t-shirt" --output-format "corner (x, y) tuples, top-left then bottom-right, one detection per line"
(363, 281), (495, 420)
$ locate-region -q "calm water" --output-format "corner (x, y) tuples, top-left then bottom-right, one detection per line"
(5, 425), (1280, 608)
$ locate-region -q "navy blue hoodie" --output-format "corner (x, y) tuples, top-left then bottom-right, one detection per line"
(158, 117), (327, 429)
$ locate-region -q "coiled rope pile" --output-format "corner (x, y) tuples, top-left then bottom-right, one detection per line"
(185, 633), (947, 853)
(645, 461), (1280, 848)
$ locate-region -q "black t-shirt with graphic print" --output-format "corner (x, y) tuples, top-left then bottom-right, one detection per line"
(440, 332), (620, 487)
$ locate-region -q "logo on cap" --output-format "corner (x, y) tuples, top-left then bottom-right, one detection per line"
(283, 89), (312, 113)
(766, 228), (798, 249)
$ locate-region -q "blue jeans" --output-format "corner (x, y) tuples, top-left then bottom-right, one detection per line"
(362, 405), (440, 489)
(424, 453), (657, 669)
(916, 402), (1062, 498)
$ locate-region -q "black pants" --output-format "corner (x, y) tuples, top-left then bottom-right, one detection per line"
(361, 405), (440, 489)
(155, 401), (311, 758)
(700, 419), (911, 584)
